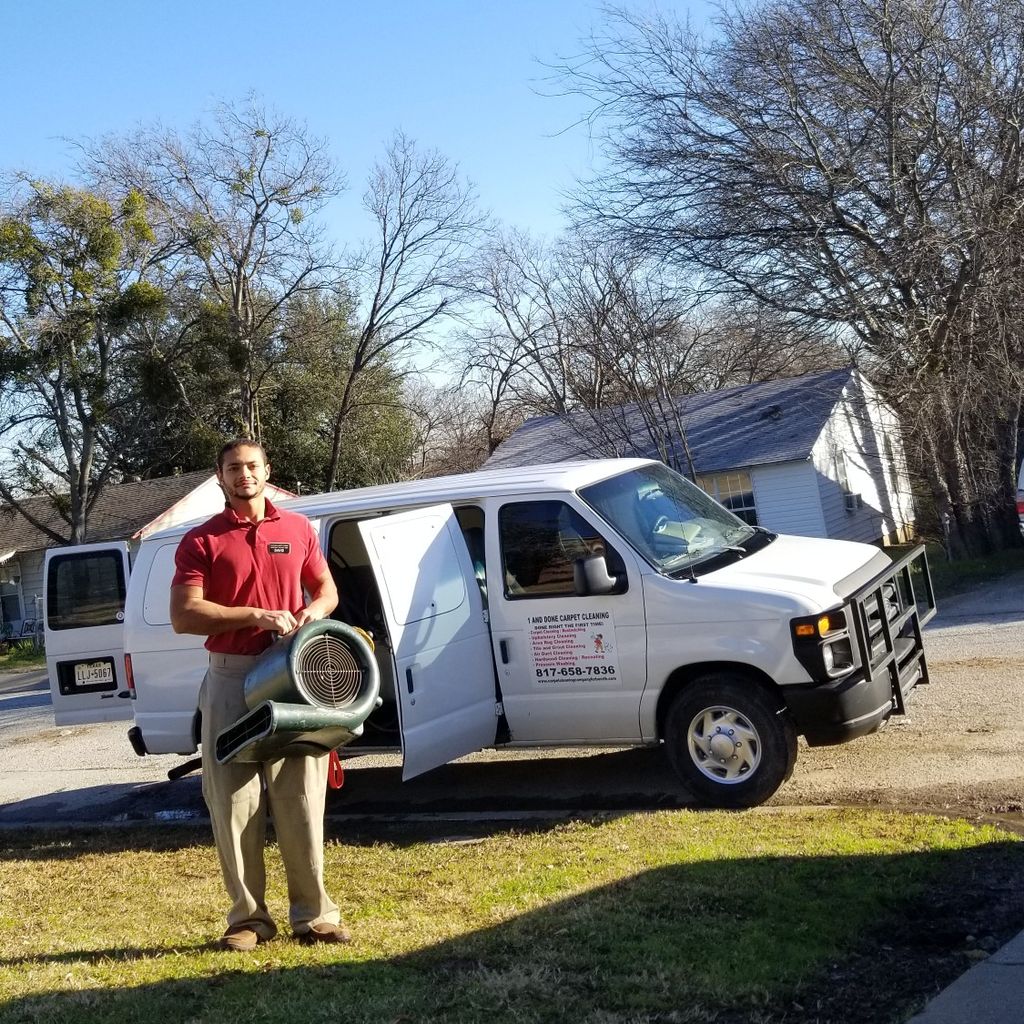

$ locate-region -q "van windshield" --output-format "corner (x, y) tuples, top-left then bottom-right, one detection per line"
(579, 463), (761, 575)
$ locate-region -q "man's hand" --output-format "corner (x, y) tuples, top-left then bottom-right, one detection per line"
(253, 609), (299, 635)
(293, 605), (327, 630)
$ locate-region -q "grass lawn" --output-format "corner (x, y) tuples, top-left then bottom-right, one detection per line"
(0, 643), (44, 673)
(910, 542), (1024, 599)
(0, 809), (1021, 1024)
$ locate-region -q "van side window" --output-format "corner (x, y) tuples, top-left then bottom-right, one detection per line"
(47, 552), (127, 630)
(454, 505), (487, 607)
(499, 501), (625, 599)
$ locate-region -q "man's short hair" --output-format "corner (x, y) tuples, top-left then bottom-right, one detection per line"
(216, 438), (268, 470)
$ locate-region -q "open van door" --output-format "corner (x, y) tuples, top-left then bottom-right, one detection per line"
(44, 542), (133, 725)
(358, 505), (498, 779)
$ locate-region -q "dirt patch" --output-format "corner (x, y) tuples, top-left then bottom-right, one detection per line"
(926, 655), (1016, 669)
(8, 726), (90, 747)
(716, 842), (1024, 1024)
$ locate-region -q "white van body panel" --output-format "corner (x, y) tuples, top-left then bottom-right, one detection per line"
(635, 535), (887, 736)
(482, 491), (650, 745)
(705, 534), (887, 604)
(123, 537), (207, 754)
(358, 505), (498, 779)
(45, 542), (133, 725)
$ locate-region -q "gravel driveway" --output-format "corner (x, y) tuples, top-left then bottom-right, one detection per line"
(1, 570), (1021, 826)
(774, 571), (1024, 825)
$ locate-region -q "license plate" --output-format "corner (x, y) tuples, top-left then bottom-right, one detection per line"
(74, 661), (114, 686)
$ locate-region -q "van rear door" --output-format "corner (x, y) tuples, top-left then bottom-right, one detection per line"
(44, 542), (133, 725)
(358, 505), (498, 779)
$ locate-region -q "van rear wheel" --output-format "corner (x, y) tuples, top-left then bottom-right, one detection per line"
(664, 674), (797, 809)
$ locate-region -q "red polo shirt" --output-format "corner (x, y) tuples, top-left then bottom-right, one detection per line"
(172, 498), (329, 654)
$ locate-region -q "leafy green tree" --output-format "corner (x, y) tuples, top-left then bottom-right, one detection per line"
(0, 180), (162, 542)
(108, 285), (419, 491)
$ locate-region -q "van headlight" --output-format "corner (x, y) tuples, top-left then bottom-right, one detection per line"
(791, 610), (853, 680)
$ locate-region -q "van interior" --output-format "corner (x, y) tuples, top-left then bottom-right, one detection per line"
(325, 505), (486, 750)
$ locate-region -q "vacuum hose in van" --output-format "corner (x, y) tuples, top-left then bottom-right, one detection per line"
(214, 619), (381, 765)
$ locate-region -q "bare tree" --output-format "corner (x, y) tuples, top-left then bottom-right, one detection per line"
(405, 381), (519, 478)
(466, 228), (843, 469)
(563, 0), (1024, 555)
(325, 132), (489, 490)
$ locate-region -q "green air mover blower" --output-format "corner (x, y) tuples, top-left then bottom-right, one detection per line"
(215, 619), (381, 765)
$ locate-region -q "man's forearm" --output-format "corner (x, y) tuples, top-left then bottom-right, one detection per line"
(296, 580), (339, 625)
(306, 593), (338, 620)
(172, 598), (261, 637)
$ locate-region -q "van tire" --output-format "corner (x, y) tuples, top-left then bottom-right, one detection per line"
(664, 674), (797, 809)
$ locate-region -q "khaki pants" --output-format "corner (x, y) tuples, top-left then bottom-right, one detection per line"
(200, 652), (340, 937)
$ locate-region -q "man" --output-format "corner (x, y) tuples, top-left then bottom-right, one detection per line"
(170, 439), (348, 951)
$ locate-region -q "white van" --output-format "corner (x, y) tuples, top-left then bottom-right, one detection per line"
(45, 459), (935, 807)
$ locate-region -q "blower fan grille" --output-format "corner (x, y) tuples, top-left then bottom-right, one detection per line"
(294, 632), (366, 708)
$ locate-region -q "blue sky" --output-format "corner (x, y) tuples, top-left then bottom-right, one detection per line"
(3, 0), (709, 242)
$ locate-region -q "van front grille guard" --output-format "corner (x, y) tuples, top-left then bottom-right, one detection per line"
(845, 544), (936, 713)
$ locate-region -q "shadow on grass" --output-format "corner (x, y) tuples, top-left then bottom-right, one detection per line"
(2, 841), (1022, 1024)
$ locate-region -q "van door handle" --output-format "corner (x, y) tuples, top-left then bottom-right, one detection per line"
(405, 668), (414, 694)
(499, 639), (509, 664)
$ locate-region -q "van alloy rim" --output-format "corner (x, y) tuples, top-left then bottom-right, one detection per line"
(687, 706), (761, 784)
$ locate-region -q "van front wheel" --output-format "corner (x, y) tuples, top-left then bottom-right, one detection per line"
(664, 675), (797, 809)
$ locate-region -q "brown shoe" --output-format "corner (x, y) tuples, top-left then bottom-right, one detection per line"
(218, 926), (267, 952)
(297, 922), (352, 944)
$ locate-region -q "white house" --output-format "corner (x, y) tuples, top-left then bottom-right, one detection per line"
(485, 367), (916, 545)
(0, 472), (292, 638)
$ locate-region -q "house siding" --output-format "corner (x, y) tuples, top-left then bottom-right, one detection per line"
(20, 552), (45, 626)
(2, 552), (45, 633)
(750, 461), (828, 538)
(811, 378), (915, 544)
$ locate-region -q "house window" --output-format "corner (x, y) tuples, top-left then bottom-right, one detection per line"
(883, 436), (902, 498)
(696, 472), (758, 526)
(835, 453), (862, 513)
(0, 563), (22, 631)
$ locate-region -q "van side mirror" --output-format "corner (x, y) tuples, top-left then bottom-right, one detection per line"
(574, 554), (619, 596)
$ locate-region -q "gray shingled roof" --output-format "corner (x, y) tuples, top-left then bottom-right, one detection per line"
(0, 471), (213, 554)
(486, 367), (856, 474)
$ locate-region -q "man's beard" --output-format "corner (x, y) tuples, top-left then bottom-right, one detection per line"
(227, 479), (265, 500)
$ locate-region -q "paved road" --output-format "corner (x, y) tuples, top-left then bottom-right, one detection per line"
(1, 570), (1021, 827)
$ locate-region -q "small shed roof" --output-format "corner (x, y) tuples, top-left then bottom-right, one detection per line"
(486, 367), (856, 474)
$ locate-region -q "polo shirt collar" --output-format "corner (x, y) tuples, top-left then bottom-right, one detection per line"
(221, 496), (282, 527)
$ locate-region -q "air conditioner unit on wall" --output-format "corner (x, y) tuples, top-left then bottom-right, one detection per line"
(844, 492), (863, 513)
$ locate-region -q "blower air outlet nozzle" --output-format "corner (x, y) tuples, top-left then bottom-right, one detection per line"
(215, 619), (381, 765)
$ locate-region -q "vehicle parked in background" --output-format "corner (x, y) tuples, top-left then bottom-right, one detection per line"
(44, 459), (936, 808)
